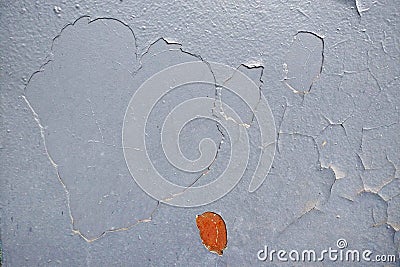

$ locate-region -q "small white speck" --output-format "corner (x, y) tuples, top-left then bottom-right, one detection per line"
(53, 6), (62, 14)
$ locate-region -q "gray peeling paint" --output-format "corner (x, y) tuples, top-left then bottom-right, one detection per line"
(0, 0), (399, 266)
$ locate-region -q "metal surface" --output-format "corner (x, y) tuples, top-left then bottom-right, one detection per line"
(1, 0), (399, 266)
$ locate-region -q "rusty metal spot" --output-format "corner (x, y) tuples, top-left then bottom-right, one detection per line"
(196, 211), (227, 256)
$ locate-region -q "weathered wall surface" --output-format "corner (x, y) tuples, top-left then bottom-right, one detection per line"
(0, 0), (399, 266)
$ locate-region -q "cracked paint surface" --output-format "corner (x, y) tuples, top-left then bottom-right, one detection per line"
(23, 17), (158, 241)
(0, 0), (399, 266)
(283, 31), (324, 96)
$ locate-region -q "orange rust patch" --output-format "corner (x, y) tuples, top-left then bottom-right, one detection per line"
(196, 211), (227, 256)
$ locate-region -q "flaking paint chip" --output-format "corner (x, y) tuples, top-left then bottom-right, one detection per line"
(196, 211), (227, 256)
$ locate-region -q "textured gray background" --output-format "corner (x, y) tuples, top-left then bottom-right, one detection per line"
(1, 0), (399, 266)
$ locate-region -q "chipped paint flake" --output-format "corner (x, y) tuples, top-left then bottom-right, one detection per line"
(196, 212), (227, 256)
